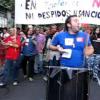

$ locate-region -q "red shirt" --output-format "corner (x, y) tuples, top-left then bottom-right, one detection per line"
(4, 36), (21, 60)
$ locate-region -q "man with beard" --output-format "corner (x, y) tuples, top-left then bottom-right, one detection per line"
(49, 15), (94, 100)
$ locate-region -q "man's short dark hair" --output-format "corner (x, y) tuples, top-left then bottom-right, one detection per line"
(3, 27), (8, 31)
(64, 15), (77, 31)
(50, 24), (57, 29)
(17, 27), (20, 31)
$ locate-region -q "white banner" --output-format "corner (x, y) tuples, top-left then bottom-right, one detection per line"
(15, 0), (100, 25)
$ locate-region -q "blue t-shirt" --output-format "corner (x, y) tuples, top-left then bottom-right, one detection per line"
(22, 36), (37, 56)
(51, 31), (91, 68)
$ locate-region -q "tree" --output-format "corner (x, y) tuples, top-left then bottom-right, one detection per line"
(0, 0), (14, 10)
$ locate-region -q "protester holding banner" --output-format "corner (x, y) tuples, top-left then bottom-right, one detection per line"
(49, 15), (94, 100)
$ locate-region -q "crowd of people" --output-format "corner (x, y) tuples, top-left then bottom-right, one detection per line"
(0, 15), (100, 100)
(0, 24), (63, 86)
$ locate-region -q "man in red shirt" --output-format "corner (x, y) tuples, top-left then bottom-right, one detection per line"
(0, 28), (21, 86)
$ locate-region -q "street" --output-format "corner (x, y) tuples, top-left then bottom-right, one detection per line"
(0, 75), (46, 100)
(0, 74), (100, 100)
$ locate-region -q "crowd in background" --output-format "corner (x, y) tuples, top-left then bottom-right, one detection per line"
(0, 24), (100, 86)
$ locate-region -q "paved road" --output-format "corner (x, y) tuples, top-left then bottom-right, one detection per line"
(89, 80), (100, 100)
(0, 74), (100, 100)
(0, 75), (46, 100)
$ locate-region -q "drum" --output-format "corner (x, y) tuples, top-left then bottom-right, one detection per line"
(46, 67), (60, 100)
(46, 66), (89, 100)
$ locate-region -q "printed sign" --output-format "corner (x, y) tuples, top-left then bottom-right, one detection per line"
(15, 0), (100, 25)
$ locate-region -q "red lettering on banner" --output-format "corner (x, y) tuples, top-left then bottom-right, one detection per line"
(92, 0), (100, 7)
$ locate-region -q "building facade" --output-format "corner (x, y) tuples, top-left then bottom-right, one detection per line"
(0, 5), (13, 28)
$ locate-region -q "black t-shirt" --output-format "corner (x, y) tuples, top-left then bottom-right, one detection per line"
(93, 41), (100, 54)
(91, 34), (100, 54)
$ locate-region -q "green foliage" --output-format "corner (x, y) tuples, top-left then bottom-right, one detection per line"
(0, 0), (14, 10)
